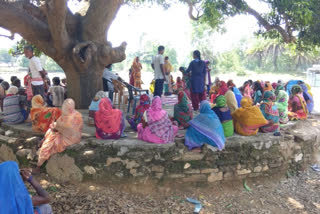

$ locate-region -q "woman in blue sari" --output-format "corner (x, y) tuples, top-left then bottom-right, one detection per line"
(227, 80), (242, 107)
(185, 100), (225, 150)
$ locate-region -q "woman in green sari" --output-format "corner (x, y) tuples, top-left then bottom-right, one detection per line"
(173, 91), (193, 128)
(276, 90), (289, 124)
(212, 95), (234, 137)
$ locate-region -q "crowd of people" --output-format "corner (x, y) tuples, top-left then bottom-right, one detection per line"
(0, 45), (316, 212)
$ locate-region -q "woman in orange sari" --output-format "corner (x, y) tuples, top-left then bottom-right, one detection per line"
(232, 96), (268, 136)
(288, 85), (308, 120)
(35, 99), (83, 172)
(30, 95), (62, 133)
(131, 57), (142, 89)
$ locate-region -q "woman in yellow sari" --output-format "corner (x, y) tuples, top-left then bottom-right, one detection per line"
(131, 57), (142, 89)
(288, 85), (308, 120)
(232, 96), (268, 136)
(34, 99), (83, 173)
(30, 95), (62, 133)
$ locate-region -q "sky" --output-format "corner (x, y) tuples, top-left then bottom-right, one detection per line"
(0, 0), (269, 62)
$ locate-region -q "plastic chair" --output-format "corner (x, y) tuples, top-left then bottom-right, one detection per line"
(122, 82), (149, 114)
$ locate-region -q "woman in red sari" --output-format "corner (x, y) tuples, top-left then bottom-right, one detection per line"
(288, 85), (308, 120)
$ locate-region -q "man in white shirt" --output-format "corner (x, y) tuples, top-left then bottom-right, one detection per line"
(151, 46), (165, 97)
(24, 46), (46, 100)
(102, 64), (121, 101)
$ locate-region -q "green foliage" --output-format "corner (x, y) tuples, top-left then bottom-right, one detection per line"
(0, 49), (12, 63)
(9, 39), (42, 57)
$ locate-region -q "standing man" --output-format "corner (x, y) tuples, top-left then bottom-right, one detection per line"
(24, 46), (46, 100)
(151, 46), (165, 97)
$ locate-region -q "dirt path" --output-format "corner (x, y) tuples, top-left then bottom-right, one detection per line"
(27, 167), (320, 214)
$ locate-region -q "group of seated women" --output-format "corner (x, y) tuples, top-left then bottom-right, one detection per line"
(4, 94), (84, 174)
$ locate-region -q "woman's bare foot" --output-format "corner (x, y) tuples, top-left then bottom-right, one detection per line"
(191, 147), (202, 153)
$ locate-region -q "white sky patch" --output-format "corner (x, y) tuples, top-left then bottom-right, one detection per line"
(0, 1), (262, 60)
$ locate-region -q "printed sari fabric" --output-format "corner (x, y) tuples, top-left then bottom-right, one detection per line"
(0, 161), (34, 214)
(212, 95), (234, 137)
(30, 95), (62, 133)
(275, 90), (289, 124)
(288, 85), (308, 120)
(131, 57), (142, 89)
(127, 94), (150, 131)
(232, 96), (268, 136)
(243, 83), (252, 98)
(138, 96), (178, 144)
(37, 99), (83, 166)
(24, 74), (33, 101)
(301, 84), (314, 113)
(259, 91), (280, 133)
(232, 87), (243, 108)
(185, 100), (225, 150)
(174, 91), (193, 128)
(95, 98), (125, 139)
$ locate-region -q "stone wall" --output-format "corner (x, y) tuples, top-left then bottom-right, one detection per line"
(0, 119), (319, 184)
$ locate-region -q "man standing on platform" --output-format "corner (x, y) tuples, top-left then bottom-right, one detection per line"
(24, 46), (46, 100)
(151, 46), (165, 97)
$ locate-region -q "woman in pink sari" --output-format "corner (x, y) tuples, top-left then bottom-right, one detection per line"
(137, 96), (178, 144)
(34, 99), (83, 173)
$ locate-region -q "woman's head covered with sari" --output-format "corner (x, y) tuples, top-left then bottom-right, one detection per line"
(218, 81), (229, 95)
(32, 95), (45, 108)
(263, 91), (276, 102)
(264, 82), (273, 91)
(93, 91), (107, 102)
(176, 91), (189, 112)
(227, 80), (235, 88)
(95, 98), (122, 134)
(215, 95), (227, 108)
(291, 85), (303, 96)
(232, 96), (268, 127)
(135, 94), (150, 118)
(0, 161), (33, 214)
(276, 90), (289, 123)
(7, 86), (18, 95)
(62, 98), (75, 115)
(30, 95), (62, 133)
(147, 96), (166, 122)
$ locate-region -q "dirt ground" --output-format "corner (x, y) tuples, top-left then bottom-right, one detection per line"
(27, 167), (320, 214)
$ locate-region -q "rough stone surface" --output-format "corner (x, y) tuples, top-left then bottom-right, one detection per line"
(208, 172), (223, 182)
(0, 144), (18, 163)
(237, 169), (252, 175)
(201, 168), (219, 174)
(152, 165), (165, 173)
(46, 154), (83, 183)
(182, 174), (207, 182)
(254, 166), (262, 173)
(181, 152), (204, 161)
(84, 166), (96, 175)
(295, 153), (303, 162)
(5, 130), (14, 137)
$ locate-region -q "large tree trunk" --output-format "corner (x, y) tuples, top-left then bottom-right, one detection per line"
(0, 0), (126, 108)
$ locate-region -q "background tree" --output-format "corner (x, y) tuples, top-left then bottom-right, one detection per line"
(0, 0), (127, 108)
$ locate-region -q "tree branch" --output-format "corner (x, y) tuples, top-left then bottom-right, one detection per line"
(184, 0), (202, 21)
(0, 32), (15, 40)
(44, 0), (70, 53)
(228, 0), (295, 43)
(0, 2), (55, 56)
(82, 0), (124, 43)
(98, 42), (127, 67)
(72, 41), (98, 71)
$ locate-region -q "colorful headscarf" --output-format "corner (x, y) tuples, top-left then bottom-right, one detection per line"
(276, 90), (289, 123)
(291, 85), (302, 96)
(177, 91), (189, 112)
(264, 82), (273, 91)
(300, 84), (314, 113)
(218, 81), (229, 95)
(227, 80), (236, 88)
(0, 161), (33, 214)
(272, 82), (277, 89)
(135, 94), (150, 120)
(146, 96), (167, 122)
(95, 98), (122, 134)
(215, 95), (226, 108)
(263, 91), (276, 102)
(275, 85), (285, 96)
(30, 95), (62, 133)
